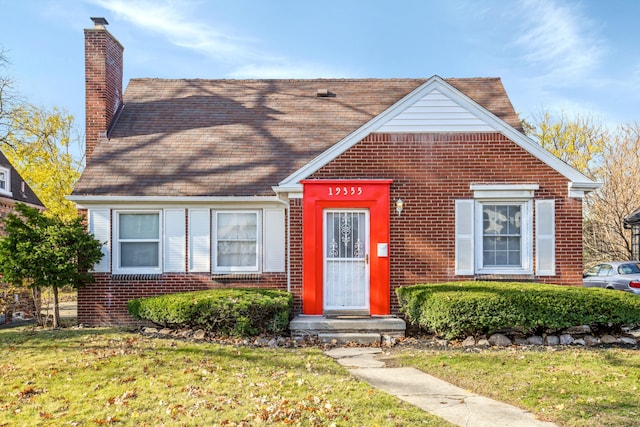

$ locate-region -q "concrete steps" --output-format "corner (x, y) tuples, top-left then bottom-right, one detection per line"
(290, 315), (406, 345)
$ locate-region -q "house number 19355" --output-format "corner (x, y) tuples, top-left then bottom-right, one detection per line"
(328, 186), (363, 196)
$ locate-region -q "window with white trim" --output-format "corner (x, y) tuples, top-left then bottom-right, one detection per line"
(213, 211), (261, 272)
(455, 184), (546, 276)
(0, 167), (9, 194)
(477, 201), (532, 273)
(115, 211), (162, 273)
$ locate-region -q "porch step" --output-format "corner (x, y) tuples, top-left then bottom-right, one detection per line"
(318, 332), (382, 345)
(289, 315), (406, 343)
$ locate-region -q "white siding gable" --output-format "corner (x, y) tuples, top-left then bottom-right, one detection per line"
(377, 89), (495, 133)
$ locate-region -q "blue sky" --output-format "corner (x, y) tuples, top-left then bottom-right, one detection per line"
(1, 0), (639, 140)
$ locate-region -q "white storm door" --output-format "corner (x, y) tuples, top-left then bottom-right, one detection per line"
(323, 210), (370, 311)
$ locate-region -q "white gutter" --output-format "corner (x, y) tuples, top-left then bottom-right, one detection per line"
(67, 195), (284, 207)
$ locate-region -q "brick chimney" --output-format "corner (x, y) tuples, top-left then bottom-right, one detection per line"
(84, 17), (123, 163)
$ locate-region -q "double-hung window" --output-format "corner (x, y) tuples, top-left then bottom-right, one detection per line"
(213, 211), (261, 272)
(456, 185), (547, 276)
(0, 167), (9, 195)
(478, 201), (531, 272)
(481, 203), (523, 268)
(116, 211), (161, 273)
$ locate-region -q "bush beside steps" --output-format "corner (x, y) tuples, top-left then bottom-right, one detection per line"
(127, 288), (292, 337)
(397, 281), (640, 341)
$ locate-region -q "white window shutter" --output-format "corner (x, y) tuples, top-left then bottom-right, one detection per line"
(164, 209), (186, 272)
(89, 209), (110, 272)
(263, 209), (286, 272)
(536, 200), (555, 276)
(455, 200), (475, 275)
(189, 209), (210, 272)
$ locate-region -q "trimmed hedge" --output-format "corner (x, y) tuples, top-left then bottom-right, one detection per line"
(397, 282), (640, 339)
(127, 288), (293, 337)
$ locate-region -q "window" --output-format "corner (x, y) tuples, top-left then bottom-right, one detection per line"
(0, 167), (9, 194)
(455, 185), (550, 276)
(476, 201), (532, 274)
(116, 211), (161, 273)
(482, 204), (522, 267)
(213, 211), (260, 272)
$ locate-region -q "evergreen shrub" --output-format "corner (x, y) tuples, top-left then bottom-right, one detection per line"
(127, 288), (293, 336)
(397, 282), (640, 339)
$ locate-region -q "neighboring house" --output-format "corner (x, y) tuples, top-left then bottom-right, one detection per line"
(624, 208), (640, 260)
(0, 150), (44, 322)
(70, 18), (601, 328)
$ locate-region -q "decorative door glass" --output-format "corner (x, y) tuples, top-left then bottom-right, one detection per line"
(324, 210), (369, 310)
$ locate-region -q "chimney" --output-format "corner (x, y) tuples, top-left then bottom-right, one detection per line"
(84, 17), (124, 163)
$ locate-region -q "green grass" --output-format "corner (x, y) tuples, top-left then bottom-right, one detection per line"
(0, 327), (445, 426)
(386, 345), (640, 426)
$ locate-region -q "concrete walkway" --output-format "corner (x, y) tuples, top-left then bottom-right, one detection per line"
(325, 347), (557, 427)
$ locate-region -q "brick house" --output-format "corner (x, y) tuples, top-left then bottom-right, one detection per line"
(624, 208), (640, 260)
(0, 150), (44, 322)
(70, 18), (600, 330)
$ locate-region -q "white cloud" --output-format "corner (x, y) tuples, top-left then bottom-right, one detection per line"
(86, 0), (264, 63)
(514, 0), (603, 85)
(85, 0), (349, 79)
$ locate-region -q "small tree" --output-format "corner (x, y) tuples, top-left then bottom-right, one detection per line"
(0, 203), (103, 327)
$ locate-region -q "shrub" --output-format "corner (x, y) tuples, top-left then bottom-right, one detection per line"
(127, 288), (293, 336)
(397, 282), (640, 339)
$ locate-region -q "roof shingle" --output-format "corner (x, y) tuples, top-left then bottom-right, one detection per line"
(73, 77), (523, 197)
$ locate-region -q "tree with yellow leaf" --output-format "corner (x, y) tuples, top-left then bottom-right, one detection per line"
(1, 49), (82, 222)
(529, 110), (640, 266)
(529, 110), (607, 177)
(2, 105), (82, 221)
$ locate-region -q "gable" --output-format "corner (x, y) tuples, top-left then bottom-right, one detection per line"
(0, 151), (43, 207)
(377, 89), (495, 133)
(278, 76), (600, 197)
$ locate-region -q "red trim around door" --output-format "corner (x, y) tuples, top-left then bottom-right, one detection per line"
(301, 180), (392, 315)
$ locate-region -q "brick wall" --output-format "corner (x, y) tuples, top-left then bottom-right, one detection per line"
(78, 272), (287, 326)
(84, 26), (123, 163)
(307, 132), (583, 313)
(0, 199), (12, 236)
(289, 198), (303, 313)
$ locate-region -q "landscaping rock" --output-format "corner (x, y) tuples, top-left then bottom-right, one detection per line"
(488, 333), (512, 347)
(268, 338), (278, 348)
(193, 329), (206, 340)
(254, 337), (269, 346)
(573, 338), (585, 346)
(514, 337), (528, 346)
(476, 338), (490, 347)
(619, 336), (637, 345)
(564, 325), (592, 335)
(601, 334), (618, 344)
(583, 335), (601, 346)
(526, 336), (544, 345)
(546, 335), (560, 346)
(560, 334), (574, 345)
(159, 328), (172, 335)
(461, 336), (476, 347)
(382, 335), (397, 347)
(143, 327), (158, 334)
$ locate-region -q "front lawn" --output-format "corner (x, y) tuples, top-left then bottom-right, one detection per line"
(385, 344), (640, 427)
(0, 327), (443, 426)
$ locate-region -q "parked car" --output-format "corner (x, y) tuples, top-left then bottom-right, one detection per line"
(583, 261), (640, 294)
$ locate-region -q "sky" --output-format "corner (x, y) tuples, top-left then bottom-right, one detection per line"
(0, 0), (639, 148)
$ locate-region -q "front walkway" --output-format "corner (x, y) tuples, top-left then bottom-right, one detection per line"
(325, 347), (558, 427)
